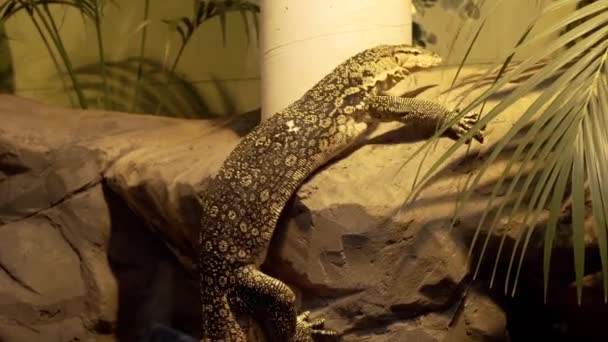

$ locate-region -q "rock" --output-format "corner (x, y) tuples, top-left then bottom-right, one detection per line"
(0, 317), (89, 342)
(0, 95), (241, 341)
(0, 62), (604, 342)
(446, 290), (509, 342)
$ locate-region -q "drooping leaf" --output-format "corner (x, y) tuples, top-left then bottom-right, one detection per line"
(474, 36), (608, 288)
(488, 54), (600, 291)
(218, 2), (227, 46)
(571, 125), (587, 305)
(402, 0), (608, 300)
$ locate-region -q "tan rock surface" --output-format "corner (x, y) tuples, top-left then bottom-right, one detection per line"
(1, 65), (605, 342)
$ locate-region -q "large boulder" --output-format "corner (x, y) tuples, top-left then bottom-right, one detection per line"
(0, 65), (605, 341)
(0, 94), (261, 341)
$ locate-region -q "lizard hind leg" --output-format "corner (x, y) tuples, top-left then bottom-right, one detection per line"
(233, 265), (336, 342)
(200, 291), (248, 341)
(295, 311), (338, 342)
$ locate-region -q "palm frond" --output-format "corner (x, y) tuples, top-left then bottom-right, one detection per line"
(403, 0), (608, 301)
(131, 0), (151, 113)
(0, 22), (14, 94)
(156, 0), (259, 114)
(71, 57), (213, 117)
(0, 0), (97, 21)
(163, 0), (260, 74)
(0, 0), (114, 109)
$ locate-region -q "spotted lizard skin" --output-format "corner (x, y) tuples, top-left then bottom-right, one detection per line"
(196, 44), (484, 341)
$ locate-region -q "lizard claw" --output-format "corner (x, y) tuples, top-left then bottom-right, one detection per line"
(445, 110), (485, 144)
(295, 311), (338, 341)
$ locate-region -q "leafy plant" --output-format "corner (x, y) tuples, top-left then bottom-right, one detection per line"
(0, 22), (14, 93)
(0, 0), (260, 115)
(404, 0), (608, 304)
(561, 0), (605, 48)
(71, 56), (215, 117)
(131, 0), (150, 113)
(0, 0), (110, 109)
(162, 0), (259, 75)
(155, 0), (259, 114)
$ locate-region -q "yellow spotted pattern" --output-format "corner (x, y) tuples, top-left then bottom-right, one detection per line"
(196, 44), (444, 340)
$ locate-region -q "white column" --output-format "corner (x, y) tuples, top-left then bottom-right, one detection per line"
(259, 0), (412, 119)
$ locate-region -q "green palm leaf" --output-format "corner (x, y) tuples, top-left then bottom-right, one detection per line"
(0, 1), (97, 20)
(163, 0), (259, 73)
(404, 0), (608, 302)
(0, 0), (114, 109)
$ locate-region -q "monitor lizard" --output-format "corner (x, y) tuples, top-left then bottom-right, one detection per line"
(196, 44), (484, 341)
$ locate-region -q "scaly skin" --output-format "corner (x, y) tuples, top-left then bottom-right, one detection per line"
(197, 44), (484, 341)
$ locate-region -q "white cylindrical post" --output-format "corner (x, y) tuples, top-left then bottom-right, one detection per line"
(259, 0), (412, 119)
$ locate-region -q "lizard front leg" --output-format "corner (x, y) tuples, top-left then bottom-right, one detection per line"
(367, 95), (484, 143)
(233, 265), (336, 342)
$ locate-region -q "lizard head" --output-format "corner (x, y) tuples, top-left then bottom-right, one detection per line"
(354, 44), (442, 94)
(298, 44), (443, 113)
(388, 44), (442, 69)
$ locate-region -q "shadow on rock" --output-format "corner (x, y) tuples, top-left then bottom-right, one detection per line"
(103, 185), (201, 341)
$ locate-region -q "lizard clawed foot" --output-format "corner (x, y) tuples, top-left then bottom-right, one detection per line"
(445, 110), (485, 144)
(295, 311), (337, 341)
